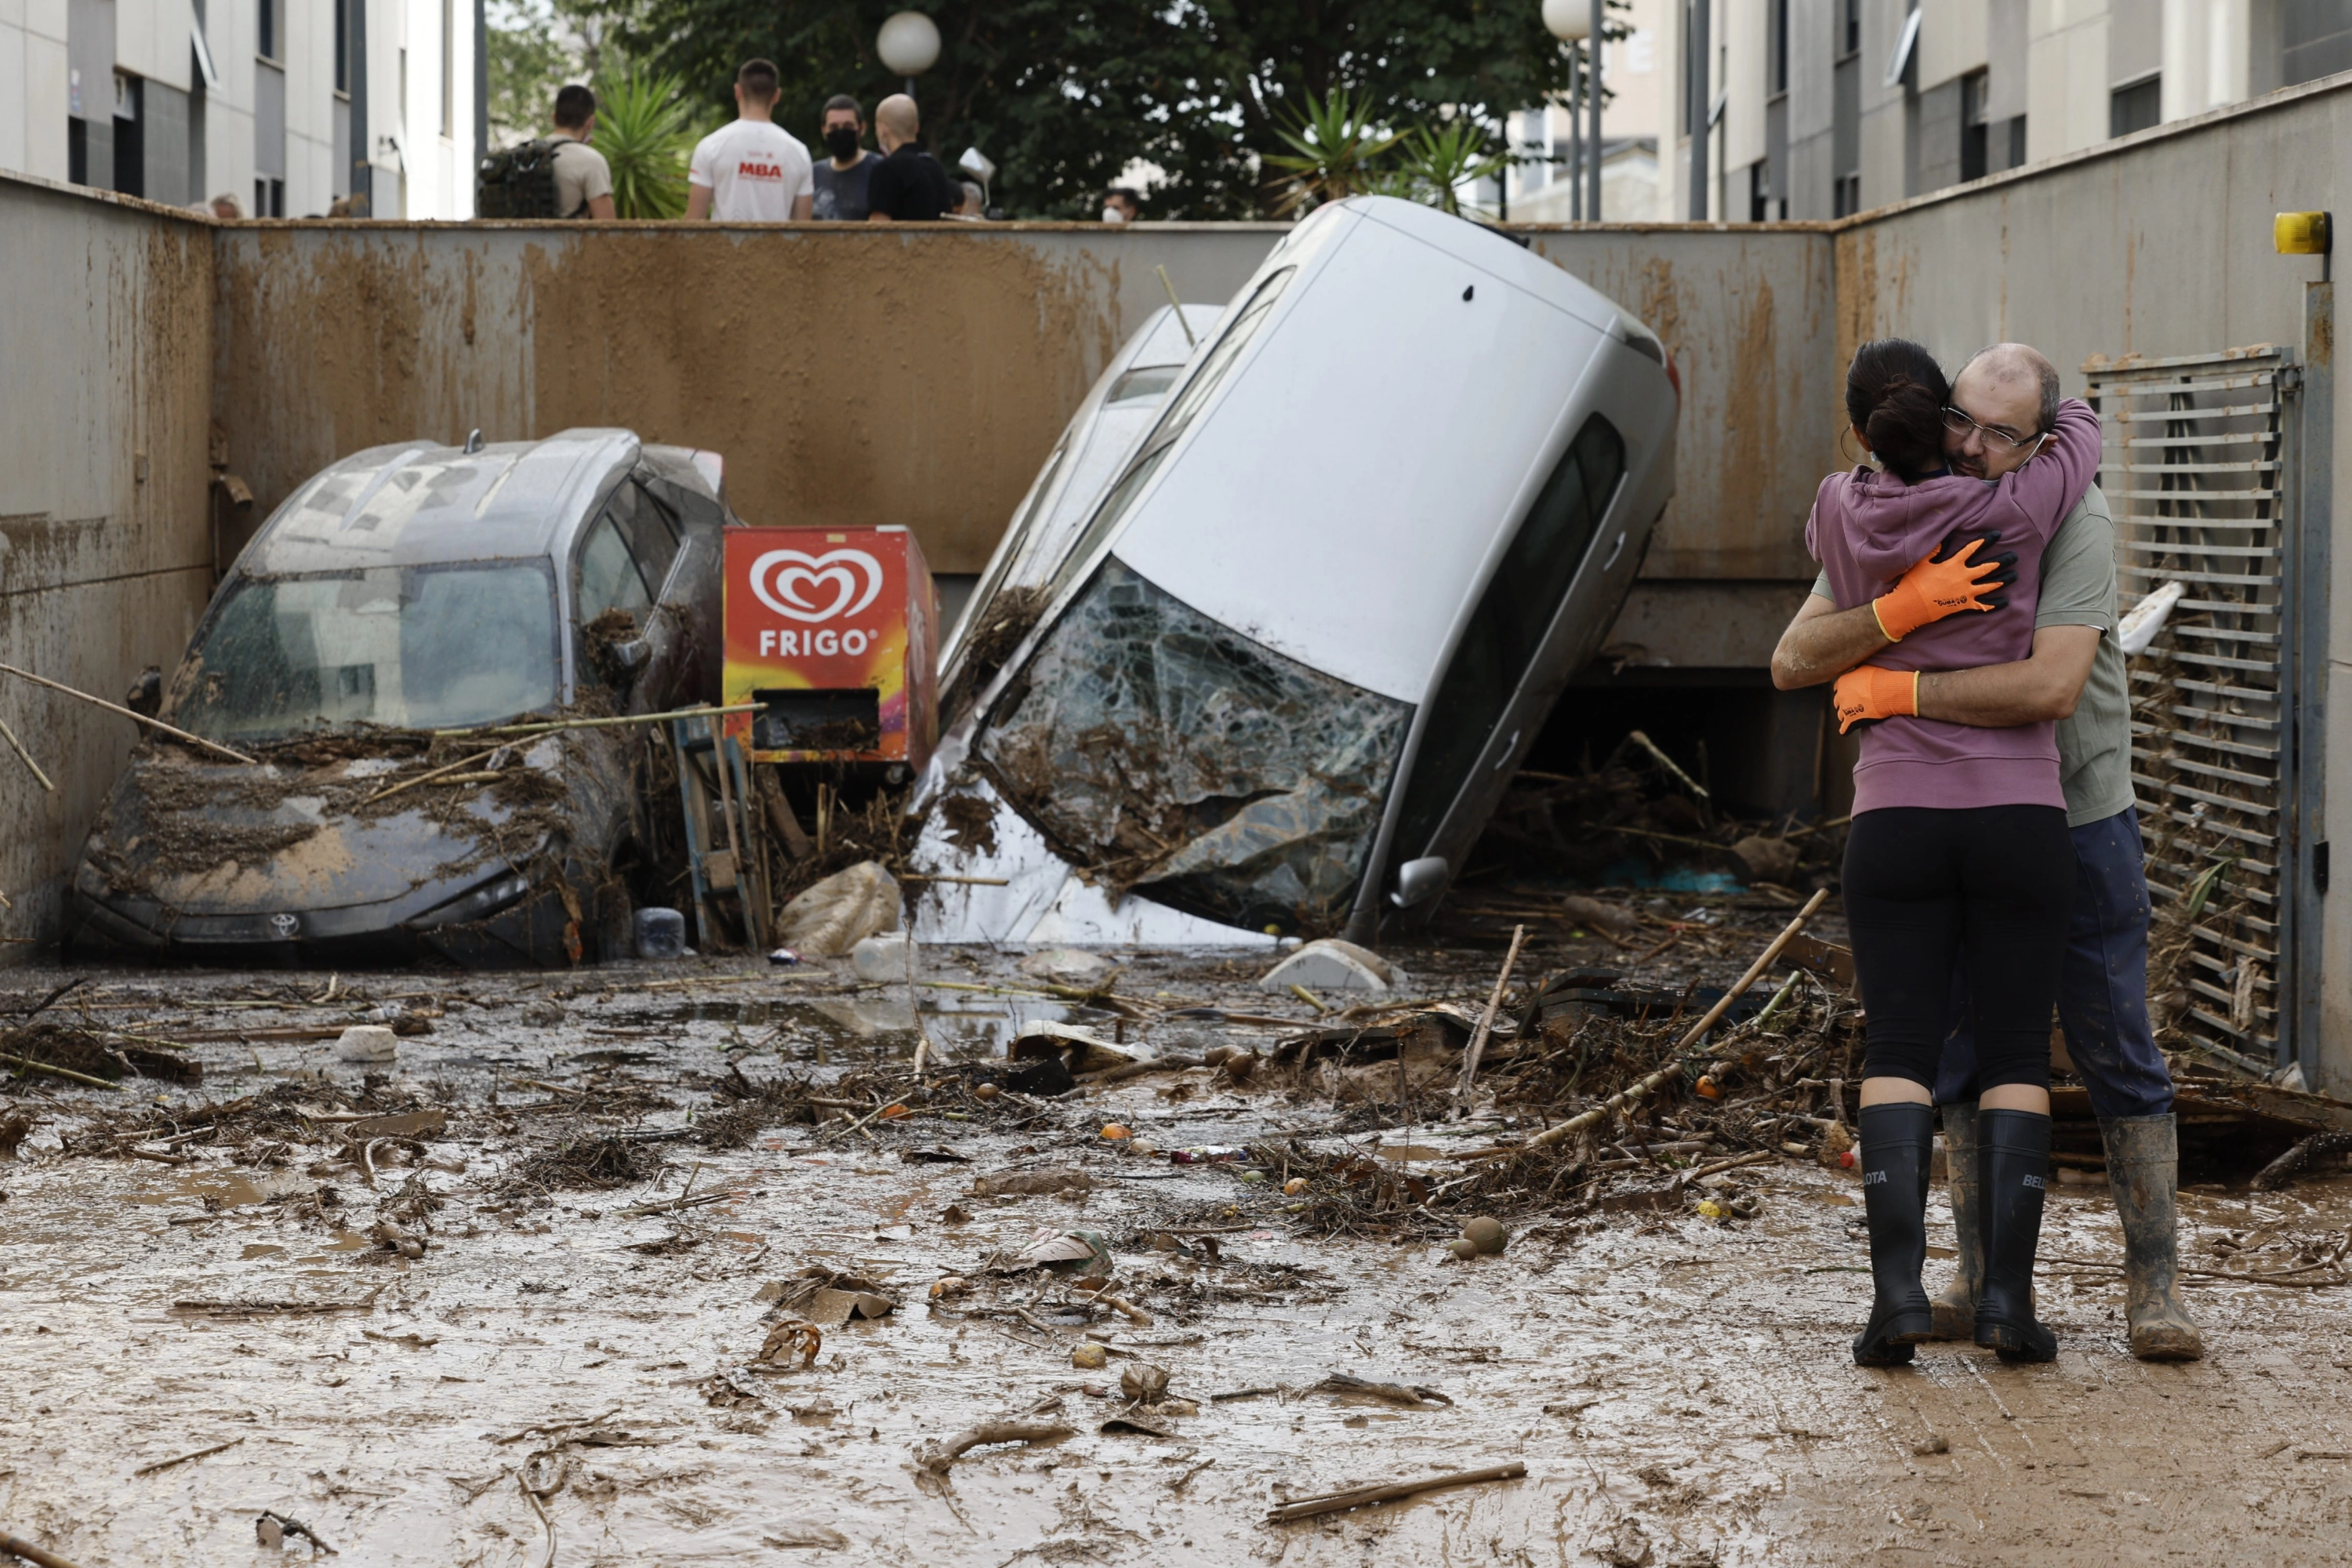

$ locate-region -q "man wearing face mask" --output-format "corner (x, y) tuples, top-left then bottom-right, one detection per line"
(812, 96), (881, 221)
(1102, 187), (1142, 223)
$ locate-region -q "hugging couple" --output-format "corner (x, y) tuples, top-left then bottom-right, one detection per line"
(1771, 339), (2201, 1367)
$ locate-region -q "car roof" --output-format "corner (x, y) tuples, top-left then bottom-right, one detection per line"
(241, 429), (642, 575)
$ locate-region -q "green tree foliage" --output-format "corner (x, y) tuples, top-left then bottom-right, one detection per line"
(592, 67), (700, 217)
(619, 0), (1589, 218)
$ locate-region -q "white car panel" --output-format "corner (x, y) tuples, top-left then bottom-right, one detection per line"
(1114, 216), (1609, 702)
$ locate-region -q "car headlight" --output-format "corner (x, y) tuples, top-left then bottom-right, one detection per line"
(408, 871), (532, 930)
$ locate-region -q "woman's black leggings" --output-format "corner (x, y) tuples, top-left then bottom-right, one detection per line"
(1843, 805), (2074, 1094)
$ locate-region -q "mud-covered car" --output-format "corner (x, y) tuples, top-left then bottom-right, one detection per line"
(64, 430), (732, 966)
(909, 195), (1679, 946)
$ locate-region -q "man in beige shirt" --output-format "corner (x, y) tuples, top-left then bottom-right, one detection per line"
(548, 85), (615, 220)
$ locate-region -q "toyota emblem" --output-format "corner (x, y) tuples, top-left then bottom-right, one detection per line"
(270, 913), (299, 938)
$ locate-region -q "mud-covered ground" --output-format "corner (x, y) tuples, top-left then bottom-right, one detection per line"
(5, 912), (2352, 1566)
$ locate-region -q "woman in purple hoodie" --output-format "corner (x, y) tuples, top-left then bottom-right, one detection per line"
(1808, 339), (2101, 1367)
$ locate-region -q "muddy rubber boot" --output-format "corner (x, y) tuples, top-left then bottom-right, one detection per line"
(2101, 1113), (2204, 1361)
(1929, 1102), (1982, 1340)
(1974, 1108), (2059, 1363)
(1852, 1102), (1937, 1367)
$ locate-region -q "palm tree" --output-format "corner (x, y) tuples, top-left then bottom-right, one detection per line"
(590, 66), (696, 220)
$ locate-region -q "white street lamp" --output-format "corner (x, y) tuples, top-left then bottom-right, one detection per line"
(1541, 0), (1605, 221)
(1541, 0), (1589, 40)
(877, 10), (941, 95)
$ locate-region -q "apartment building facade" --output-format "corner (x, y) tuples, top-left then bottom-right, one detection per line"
(1642, 0), (2352, 223)
(1, 0), (479, 216)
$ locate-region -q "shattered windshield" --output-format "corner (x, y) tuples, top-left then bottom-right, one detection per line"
(976, 558), (1411, 935)
(171, 562), (561, 740)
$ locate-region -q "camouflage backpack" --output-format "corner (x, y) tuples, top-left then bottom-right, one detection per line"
(476, 139), (567, 218)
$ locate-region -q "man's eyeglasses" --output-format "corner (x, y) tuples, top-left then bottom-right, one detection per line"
(1942, 405), (2045, 452)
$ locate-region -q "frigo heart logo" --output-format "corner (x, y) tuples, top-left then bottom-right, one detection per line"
(749, 549), (884, 623)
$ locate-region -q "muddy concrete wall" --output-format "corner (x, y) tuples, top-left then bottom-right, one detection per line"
(1837, 74), (2352, 1094)
(0, 172), (219, 942)
(210, 223), (1288, 575)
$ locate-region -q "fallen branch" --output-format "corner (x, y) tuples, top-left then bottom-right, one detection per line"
(0, 1054), (118, 1091)
(132, 1437), (245, 1476)
(1266, 1461), (1527, 1523)
(917, 1419), (1075, 1474)
(0, 1534), (89, 1568)
(516, 1471), (555, 1568)
(257, 1511), (337, 1555)
(358, 745), (505, 804)
(1675, 1149), (1780, 1183)
(1076, 1056), (1203, 1087)
(0, 716), (54, 792)
(1527, 888), (1829, 1152)
(2251, 1131), (2352, 1192)
(0, 662), (256, 764)
(434, 701), (757, 739)
(1311, 1372), (1452, 1407)
(1455, 924), (1528, 1107)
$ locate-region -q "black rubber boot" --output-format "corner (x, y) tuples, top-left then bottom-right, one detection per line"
(1929, 1102), (1981, 1340)
(1974, 1108), (2059, 1363)
(1852, 1102), (1938, 1367)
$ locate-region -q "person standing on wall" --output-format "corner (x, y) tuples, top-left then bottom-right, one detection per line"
(864, 94), (957, 223)
(550, 85), (616, 220)
(686, 60), (815, 222)
(811, 96), (882, 220)
(1774, 347), (2202, 1363)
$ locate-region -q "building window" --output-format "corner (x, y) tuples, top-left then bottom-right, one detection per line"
(254, 176), (284, 216)
(1960, 69), (1989, 182)
(2007, 116), (2027, 169)
(1834, 172), (1860, 218)
(1841, 0), (1860, 58)
(335, 0), (348, 93)
(258, 0), (277, 61)
(441, 0), (454, 136)
(1771, 0), (1789, 93)
(2111, 75), (2161, 136)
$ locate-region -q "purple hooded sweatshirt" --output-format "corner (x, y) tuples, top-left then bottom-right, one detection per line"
(1806, 397), (2101, 816)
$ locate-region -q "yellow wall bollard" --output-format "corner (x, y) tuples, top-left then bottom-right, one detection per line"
(2275, 211), (2332, 255)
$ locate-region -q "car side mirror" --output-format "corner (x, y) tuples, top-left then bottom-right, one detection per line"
(608, 637), (651, 675)
(1389, 855), (1449, 908)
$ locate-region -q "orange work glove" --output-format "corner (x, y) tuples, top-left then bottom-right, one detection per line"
(1871, 535), (2012, 641)
(1834, 664), (1920, 734)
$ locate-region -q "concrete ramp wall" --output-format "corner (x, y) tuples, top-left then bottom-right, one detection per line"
(0, 175), (218, 938)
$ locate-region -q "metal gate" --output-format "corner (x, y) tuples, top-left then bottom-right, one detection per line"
(2085, 347), (2300, 1076)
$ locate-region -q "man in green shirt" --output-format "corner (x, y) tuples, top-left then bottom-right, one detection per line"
(1772, 346), (2200, 1362)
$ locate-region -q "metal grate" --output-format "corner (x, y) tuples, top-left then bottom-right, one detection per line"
(2085, 346), (2298, 1075)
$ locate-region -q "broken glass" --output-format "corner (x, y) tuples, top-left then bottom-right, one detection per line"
(976, 557), (1411, 935)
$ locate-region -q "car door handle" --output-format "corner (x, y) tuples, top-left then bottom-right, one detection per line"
(1601, 531), (1627, 571)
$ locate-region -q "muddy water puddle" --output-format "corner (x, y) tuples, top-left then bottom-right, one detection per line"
(9, 956), (2352, 1563)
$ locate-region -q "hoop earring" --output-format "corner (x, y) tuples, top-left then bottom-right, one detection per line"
(1836, 426), (1873, 468)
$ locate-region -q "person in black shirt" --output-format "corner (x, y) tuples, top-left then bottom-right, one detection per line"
(864, 94), (957, 223)
(812, 94), (881, 220)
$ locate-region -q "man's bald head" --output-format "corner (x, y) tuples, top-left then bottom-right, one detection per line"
(876, 94), (920, 150)
(1946, 342), (2061, 479)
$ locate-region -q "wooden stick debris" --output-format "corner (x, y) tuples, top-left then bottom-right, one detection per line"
(0, 662), (258, 764)
(358, 745), (505, 804)
(0, 1532), (92, 1568)
(1455, 924), (1527, 1108)
(1265, 1461), (1527, 1523)
(132, 1436), (245, 1476)
(0, 1054), (118, 1091)
(1674, 1149), (1780, 1184)
(1625, 728), (1709, 799)
(0, 716), (54, 792)
(256, 1512), (337, 1555)
(434, 701), (757, 739)
(516, 1471), (555, 1568)
(1526, 888), (1830, 1152)
(917, 1419), (1075, 1473)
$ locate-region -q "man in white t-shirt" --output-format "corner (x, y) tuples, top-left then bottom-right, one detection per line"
(686, 58), (815, 222)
